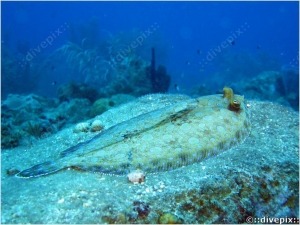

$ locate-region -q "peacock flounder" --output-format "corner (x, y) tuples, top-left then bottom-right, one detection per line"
(16, 89), (251, 178)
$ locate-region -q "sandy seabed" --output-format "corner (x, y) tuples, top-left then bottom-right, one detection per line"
(1, 94), (299, 224)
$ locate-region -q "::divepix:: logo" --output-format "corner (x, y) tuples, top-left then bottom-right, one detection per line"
(199, 22), (250, 68)
(19, 23), (69, 67)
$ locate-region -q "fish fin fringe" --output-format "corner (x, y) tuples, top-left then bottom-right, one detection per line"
(15, 160), (62, 178)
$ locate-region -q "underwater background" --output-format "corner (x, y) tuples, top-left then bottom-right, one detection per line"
(1, 1), (299, 146)
(2, 1), (299, 98)
(1, 1), (299, 224)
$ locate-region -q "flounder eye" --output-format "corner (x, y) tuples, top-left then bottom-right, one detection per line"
(228, 99), (241, 112)
(233, 100), (240, 107)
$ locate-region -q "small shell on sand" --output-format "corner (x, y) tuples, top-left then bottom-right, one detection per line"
(127, 169), (145, 183)
(91, 120), (104, 132)
(73, 122), (89, 133)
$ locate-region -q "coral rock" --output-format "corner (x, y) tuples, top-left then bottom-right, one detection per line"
(133, 201), (150, 218)
(159, 213), (182, 224)
(90, 98), (112, 117)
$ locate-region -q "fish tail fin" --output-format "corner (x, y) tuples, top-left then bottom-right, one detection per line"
(15, 160), (63, 178)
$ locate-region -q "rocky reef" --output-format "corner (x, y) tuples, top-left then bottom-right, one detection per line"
(192, 70), (299, 111)
(228, 70), (298, 111)
(190, 84), (212, 98)
(1, 94), (60, 148)
(90, 94), (136, 117)
(56, 39), (171, 98)
(1, 93), (135, 149)
(57, 82), (99, 103)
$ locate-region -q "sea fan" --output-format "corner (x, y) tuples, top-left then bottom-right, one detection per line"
(55, 36), (129, 87)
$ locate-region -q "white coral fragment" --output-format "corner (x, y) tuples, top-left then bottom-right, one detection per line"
(91, 120), (104, 132)
(73, 122), (89, 133)
(127, 169), (145, 183)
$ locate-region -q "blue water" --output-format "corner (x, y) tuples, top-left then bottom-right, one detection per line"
(2, 1), (298, 98)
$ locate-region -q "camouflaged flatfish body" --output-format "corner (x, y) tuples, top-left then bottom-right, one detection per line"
(16, 94), (251, 178)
